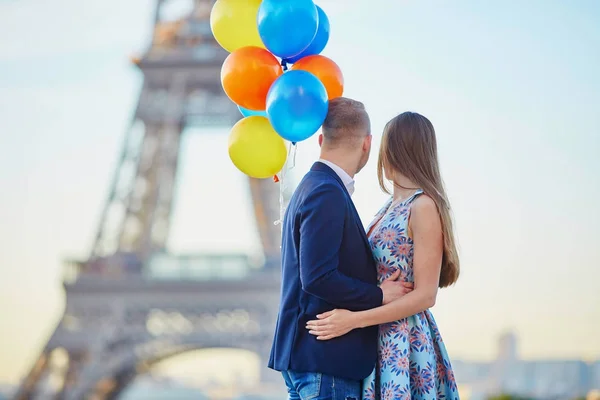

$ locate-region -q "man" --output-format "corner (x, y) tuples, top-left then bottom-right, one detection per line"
(269, 97), (413, 399)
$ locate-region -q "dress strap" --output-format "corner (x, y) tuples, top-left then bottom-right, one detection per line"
(376, 197), (394, 216)
(402, 189), (424, 205)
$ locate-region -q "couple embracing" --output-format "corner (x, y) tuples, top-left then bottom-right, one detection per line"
(268, 97), (460, 400)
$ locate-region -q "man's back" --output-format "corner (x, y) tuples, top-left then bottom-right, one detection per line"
(269, 161), (382, 381)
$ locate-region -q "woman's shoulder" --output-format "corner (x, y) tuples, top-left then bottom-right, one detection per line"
(412, 192), (437, 212)
(410, 193), (442, 229)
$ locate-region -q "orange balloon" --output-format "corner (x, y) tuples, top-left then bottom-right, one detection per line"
(291, 55), (344, 100)
(221, 46), (283, 111)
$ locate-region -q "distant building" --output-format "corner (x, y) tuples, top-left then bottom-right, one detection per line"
(497, 331), (518, 363)
(453, 332), (599, 399)
(592, 361), (600, 388)
(0, 384), (14, 400)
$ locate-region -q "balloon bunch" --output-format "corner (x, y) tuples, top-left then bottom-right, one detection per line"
(211, 0), (344, 179)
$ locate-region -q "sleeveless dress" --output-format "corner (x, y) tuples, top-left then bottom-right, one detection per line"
(362, 190), (459, 400)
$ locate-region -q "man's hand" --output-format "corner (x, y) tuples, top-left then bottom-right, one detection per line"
(380, 270), (413, 305)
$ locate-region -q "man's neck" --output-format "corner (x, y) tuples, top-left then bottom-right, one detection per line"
(319, 152), (357, 178)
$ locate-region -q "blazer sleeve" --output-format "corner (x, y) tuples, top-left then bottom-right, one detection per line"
(298, 182), (383, 311)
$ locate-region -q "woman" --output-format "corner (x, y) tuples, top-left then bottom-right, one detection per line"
(306, 112), (460, 399)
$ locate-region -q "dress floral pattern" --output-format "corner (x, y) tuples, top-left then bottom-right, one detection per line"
(362, 190), (459, 400)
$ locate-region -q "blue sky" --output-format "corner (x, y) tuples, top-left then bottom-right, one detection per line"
(0, 0), (599, 385)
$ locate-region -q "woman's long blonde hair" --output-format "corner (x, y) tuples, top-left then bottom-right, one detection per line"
(377, 112), (459, 288)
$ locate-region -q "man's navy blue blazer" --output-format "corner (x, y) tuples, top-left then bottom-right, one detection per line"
(268, 161), (383, 381)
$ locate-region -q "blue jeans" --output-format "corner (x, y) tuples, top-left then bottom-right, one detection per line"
(281, 370), (361, 400)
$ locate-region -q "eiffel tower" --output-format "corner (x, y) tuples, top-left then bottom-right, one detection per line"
(13, 1), (284, 398)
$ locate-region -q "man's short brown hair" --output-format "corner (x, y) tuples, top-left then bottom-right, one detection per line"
(322, 97), (371, 148)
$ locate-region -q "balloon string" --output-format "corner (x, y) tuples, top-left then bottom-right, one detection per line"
(291, 143), (297, 168)
(276, 169), (285, 230)
(274, 142), (294, 228)
(273, 144), (291, 230)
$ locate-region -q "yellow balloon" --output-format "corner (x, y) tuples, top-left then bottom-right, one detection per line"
(228, 116), (287, 179)
(210, 0), (265, 53)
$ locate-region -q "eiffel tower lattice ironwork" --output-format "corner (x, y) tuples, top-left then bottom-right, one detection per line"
(13, 1), (285, 399)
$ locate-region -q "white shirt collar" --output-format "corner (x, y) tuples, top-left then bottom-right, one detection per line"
(318, 159), (355, 196)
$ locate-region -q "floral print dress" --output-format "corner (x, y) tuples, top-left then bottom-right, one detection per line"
(362, 190), (459, 400)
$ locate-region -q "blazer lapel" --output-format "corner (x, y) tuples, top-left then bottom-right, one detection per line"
(348, 200), (372, 253)
(310, 162), (372, 253)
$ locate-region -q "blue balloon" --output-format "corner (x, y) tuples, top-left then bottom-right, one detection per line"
(286, 6), (330, 64)
(238, 106), (267, 118)
(266, 70), (328, 143)
(258, 0), (318, 59)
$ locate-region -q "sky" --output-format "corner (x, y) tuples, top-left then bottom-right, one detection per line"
(1, 0), (600, 387)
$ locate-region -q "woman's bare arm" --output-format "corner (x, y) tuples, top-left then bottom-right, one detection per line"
(355, 195), (443, 326)
(306, 195), (444, 339)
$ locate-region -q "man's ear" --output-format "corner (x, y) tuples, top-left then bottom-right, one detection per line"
(363, 134), (372, 150)
(318, 134), (324, 147)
